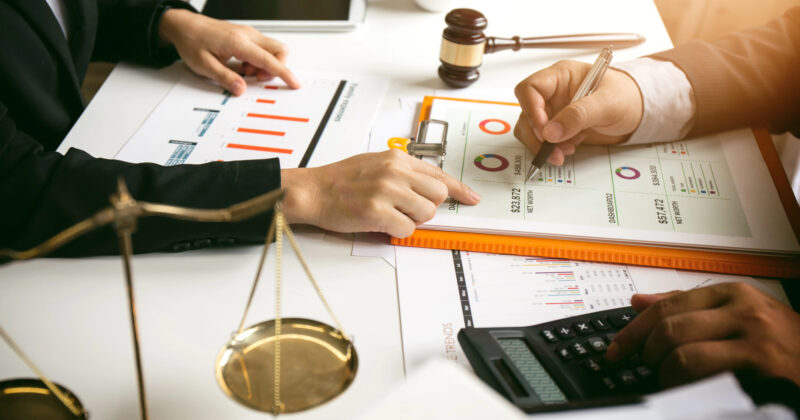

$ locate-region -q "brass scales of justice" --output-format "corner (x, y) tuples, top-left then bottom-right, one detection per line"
(0, 180), (357, 418)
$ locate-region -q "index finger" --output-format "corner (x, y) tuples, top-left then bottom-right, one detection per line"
(514, 66), (561, 134)
(233, 40), (300, 89)
(607, 285), (734, 362)
(410, 158), (480, 206)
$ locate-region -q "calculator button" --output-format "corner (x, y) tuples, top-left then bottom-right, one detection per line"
(540, 329), (558, 343)
(572, 322), (593, 335)
(570, 342), (590, 358)
(618, 370), (638, 386)
(600, 376), (617, 390)
(556, 326), (575, 339)
(609, 312), (635, 328)
(634, 365), (652, 379)
(604, 332), (617, 343)
(591, 318), (611, 331)
(582, 358), (603, 374)
(555, 346), (573, 361)
(587, 336), (607, 353)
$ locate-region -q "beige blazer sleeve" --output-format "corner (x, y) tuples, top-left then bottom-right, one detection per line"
(651, 6), (800, 137)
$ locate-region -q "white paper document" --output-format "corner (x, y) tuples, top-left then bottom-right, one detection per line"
(420, 97), (800, 255)
(395, 246), (787, 375)
(360, 360), (761, 420)
(116, 70), (388, 168)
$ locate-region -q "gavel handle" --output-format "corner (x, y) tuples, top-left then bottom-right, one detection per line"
(485, 33), (645, 53)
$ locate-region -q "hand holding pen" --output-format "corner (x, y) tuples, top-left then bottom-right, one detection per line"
(513, 48), (645, 181)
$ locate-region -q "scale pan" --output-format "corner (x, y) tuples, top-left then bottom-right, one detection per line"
(0, 378), (87, 419)
(215, 318), (357, 414)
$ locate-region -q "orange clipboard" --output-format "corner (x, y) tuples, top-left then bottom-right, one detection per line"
(390, 96), (800, 279)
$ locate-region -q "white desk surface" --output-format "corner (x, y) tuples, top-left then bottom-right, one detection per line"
(2, 1), (675, 419)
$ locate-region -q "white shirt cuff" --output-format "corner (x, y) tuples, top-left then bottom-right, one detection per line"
(612, 58), (696, 145)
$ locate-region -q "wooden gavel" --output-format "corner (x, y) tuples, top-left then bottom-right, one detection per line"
(438, 9), (646, 87)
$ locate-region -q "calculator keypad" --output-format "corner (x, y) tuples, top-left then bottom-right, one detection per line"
(541, 329), (558, 343)
(555, 326), (575, 339)
(586, 336), (607, 353)
(536, 309), (656, 396)
(572, 322), (593, 335)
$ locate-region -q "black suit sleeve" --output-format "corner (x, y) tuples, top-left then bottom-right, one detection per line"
(93, 0), (197, 66)
(0, 99), (281, 257)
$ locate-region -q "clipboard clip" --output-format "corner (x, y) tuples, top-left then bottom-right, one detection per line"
(388, 119), (448, 168)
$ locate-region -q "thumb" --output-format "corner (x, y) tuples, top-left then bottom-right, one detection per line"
(542, 94), (605, 143)
(630, 290), (682, 312)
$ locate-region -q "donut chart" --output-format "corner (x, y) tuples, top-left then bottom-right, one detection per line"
(479, 119), (511, 135)
(474, 154), (510, 172)
(615, 166), (641, 180)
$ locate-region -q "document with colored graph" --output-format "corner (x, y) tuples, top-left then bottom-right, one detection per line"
(415, 96), (799, 255)
(116, 70), (388, 168)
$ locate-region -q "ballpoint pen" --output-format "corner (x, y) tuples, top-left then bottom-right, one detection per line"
(525, 47), (614, 183)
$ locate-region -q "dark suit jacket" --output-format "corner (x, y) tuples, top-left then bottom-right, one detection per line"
(0, 0), (281, 256)
(652, 6), (800, 138)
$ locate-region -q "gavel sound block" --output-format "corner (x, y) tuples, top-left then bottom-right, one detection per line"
(438, 8), (645, 88)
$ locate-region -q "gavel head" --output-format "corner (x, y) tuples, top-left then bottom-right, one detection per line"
(438, 9), (487, 88)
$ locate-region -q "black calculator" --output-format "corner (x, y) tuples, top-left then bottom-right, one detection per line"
(458, 306), (658, 413)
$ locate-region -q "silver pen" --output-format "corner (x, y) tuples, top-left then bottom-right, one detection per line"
(525, 47), (614, 183)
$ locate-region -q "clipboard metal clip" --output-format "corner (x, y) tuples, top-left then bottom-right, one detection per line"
(387, 119), (448, 168)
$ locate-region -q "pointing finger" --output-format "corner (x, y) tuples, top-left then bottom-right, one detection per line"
(198, 52), (246, 96)
(232, 39), (300, 88)
(410, 158), (480, 205)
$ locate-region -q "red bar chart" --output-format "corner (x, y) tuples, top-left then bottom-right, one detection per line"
(116, 70), (388, 169)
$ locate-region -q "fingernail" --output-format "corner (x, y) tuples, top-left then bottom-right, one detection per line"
(232, 81), (244, 94)
(606, 342), (619, 361)
(470, 190), (481, 203)
(543, 122), (564, 141)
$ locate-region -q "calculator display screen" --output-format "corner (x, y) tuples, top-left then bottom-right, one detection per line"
(497, 338), (567, 404)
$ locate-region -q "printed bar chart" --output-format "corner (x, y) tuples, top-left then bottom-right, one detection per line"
(236, 127), (286, 136)
(246, 113), (310, 122)
(116, 70), (388, 169)
(165, 140), (197, 166)
(451, 251), (636, 327)
(226, 143), (293, 154)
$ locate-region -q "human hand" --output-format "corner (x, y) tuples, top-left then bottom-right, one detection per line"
(158, 9), (300, 96)
(279, 150), (481, 237)
(513, 60), (643, 165)
(606, 282), (800, 388)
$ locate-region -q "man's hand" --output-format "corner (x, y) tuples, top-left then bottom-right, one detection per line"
(159, 9), (300, 96)
(514, 60), (644, 165)
(606, 282), (800, 388)
(279, 150), (481, 237)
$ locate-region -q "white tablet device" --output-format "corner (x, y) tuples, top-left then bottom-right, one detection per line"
(201, 0), (366, 32)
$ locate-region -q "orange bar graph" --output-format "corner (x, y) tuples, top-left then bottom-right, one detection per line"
(237, 127), (285, 136)
(246, 113), (309, 123)
(227, 143), (293, 154)
(256, 99), (276, 104)
(264, 85), (279, 90)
